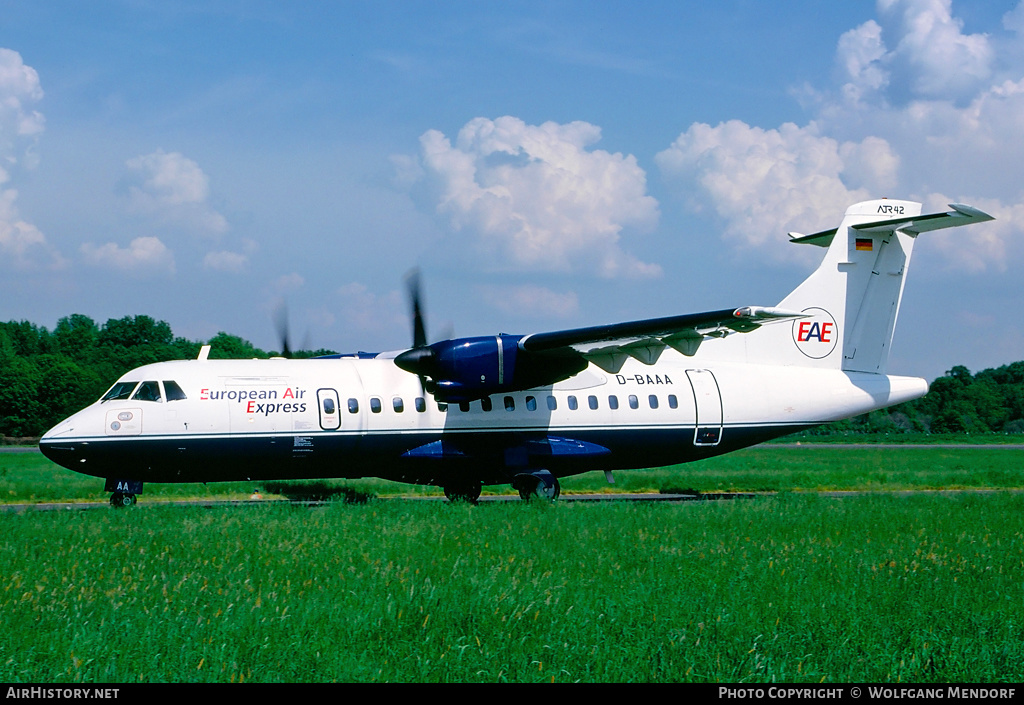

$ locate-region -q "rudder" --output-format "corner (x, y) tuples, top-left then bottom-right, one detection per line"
(771, 199), (993, 373)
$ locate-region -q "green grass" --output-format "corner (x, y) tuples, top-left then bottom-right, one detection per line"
(1, 495), (1021, 682)
(769, 432), (1024, 444)
(4, 445), (1024, 504)
(635, 446), (1024, 494)
(2, 446), (1023, 682)
(0, 452), (262, 503)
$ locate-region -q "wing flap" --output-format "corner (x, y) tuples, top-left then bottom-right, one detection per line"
(520, 306), (806, 369)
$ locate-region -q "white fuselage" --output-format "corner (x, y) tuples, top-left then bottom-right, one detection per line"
(39, 352), (926, 488)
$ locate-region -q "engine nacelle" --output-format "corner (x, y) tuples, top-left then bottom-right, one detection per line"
(394, 334), (587, 403)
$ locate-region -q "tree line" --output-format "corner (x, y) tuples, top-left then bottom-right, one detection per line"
(2, 314), (1023, 440)
(809, 362), (1024, 437)
(0, 314), (333, 439)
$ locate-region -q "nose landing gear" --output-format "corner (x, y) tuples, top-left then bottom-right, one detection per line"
(109, 492), (137, 508)
(105, 478), (143, 508)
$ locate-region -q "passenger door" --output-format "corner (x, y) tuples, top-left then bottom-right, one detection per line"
(686, 369), (723, 446)
(317, 388), (342, 430)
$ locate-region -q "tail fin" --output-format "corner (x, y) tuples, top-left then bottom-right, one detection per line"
(771, 199), (993, 372)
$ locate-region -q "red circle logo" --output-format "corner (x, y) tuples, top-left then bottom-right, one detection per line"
(792, 308), (838, 359)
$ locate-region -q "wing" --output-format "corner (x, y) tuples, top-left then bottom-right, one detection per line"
(394, 305), (806, 400)
(519, 305), (806, 373)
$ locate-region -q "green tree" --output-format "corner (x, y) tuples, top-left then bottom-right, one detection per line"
(53, 314), (99, 357)
(206, 332), (268, 359)
(98, 315), (173, 349)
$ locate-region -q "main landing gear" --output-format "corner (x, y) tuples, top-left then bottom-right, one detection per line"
(443, 482), (482, 503)
(513, 470), (561, 502)
(443, 470), (563, 503)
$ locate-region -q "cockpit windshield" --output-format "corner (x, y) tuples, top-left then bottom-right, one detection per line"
(100, 381), (139, 402)
(164, 380), (187, 401)
(100, 380), (187, 403)
(132, 381), (162, 403)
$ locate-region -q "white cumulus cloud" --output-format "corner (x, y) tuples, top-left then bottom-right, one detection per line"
(203, 249), (248, 273)
(80, 236), (175, 275)
(203, 239), (256, 273)
(659, 0), (1022, 272)
(656, 120), (899, 259)
(875, 0), (994, 103)
(335, 282), (405, 336)
(480, 284), (579, 320)
(125, 149), (228, 234)
(0, 48), (62, 270)
(0, 47), (44, 147)
(405, 116), (661, 278)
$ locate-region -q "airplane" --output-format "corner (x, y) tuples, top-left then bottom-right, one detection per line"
(39, 198), (994, 506)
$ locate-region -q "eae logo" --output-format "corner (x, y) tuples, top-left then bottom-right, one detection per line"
(792, 308), (838, 359)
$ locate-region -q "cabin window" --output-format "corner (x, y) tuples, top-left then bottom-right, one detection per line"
(370, 397), (382, 413)
(415, 397), (426, 413)
(649, 395), (659, 409)
(393, 397), (404, 413)
(608, 395), (619, 410)
(347, 398), (359, 413)
(504, 396), (515, 412)
(668, 394), (678, 409)
(101, 381), (139, 402)
(628, 395), (639, 409)
(526, 396), (537, 411)
(588, 395), (598, 410)
(547, 396), (557, 411)
(567, 395), (578, 411)
(132, 381), (162, 403)
(323, 398), (336, 415)
(481, 397), (493, 412)
(163, 381), (187, 401)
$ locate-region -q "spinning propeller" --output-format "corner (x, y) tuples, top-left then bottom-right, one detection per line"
(396, 269), (439, 393)
(272, 301), (310, 358)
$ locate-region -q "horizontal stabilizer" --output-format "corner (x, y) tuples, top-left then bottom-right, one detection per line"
(789, 203), (994, 247)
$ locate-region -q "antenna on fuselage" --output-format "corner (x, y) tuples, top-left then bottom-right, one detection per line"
(197, 345), (211, 361)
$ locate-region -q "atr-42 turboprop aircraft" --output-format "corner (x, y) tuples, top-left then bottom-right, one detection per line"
(40, 199), (994, 506)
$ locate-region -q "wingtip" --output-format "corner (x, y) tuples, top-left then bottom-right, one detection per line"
(733, 306), (809, 320)
(949, 203), (995, 222)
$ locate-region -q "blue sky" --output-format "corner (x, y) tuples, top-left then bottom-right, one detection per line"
(2, 0), (1022, 381)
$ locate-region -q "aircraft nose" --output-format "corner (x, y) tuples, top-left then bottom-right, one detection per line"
(39, 417), (84, 471)
(39, 437), (79, 470)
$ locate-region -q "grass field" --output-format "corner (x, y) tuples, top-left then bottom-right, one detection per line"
(1, 447), (1022, 682)
(4, 444), (1024, 503)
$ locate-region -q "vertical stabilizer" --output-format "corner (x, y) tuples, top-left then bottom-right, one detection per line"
(758, 200), (993, 372)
